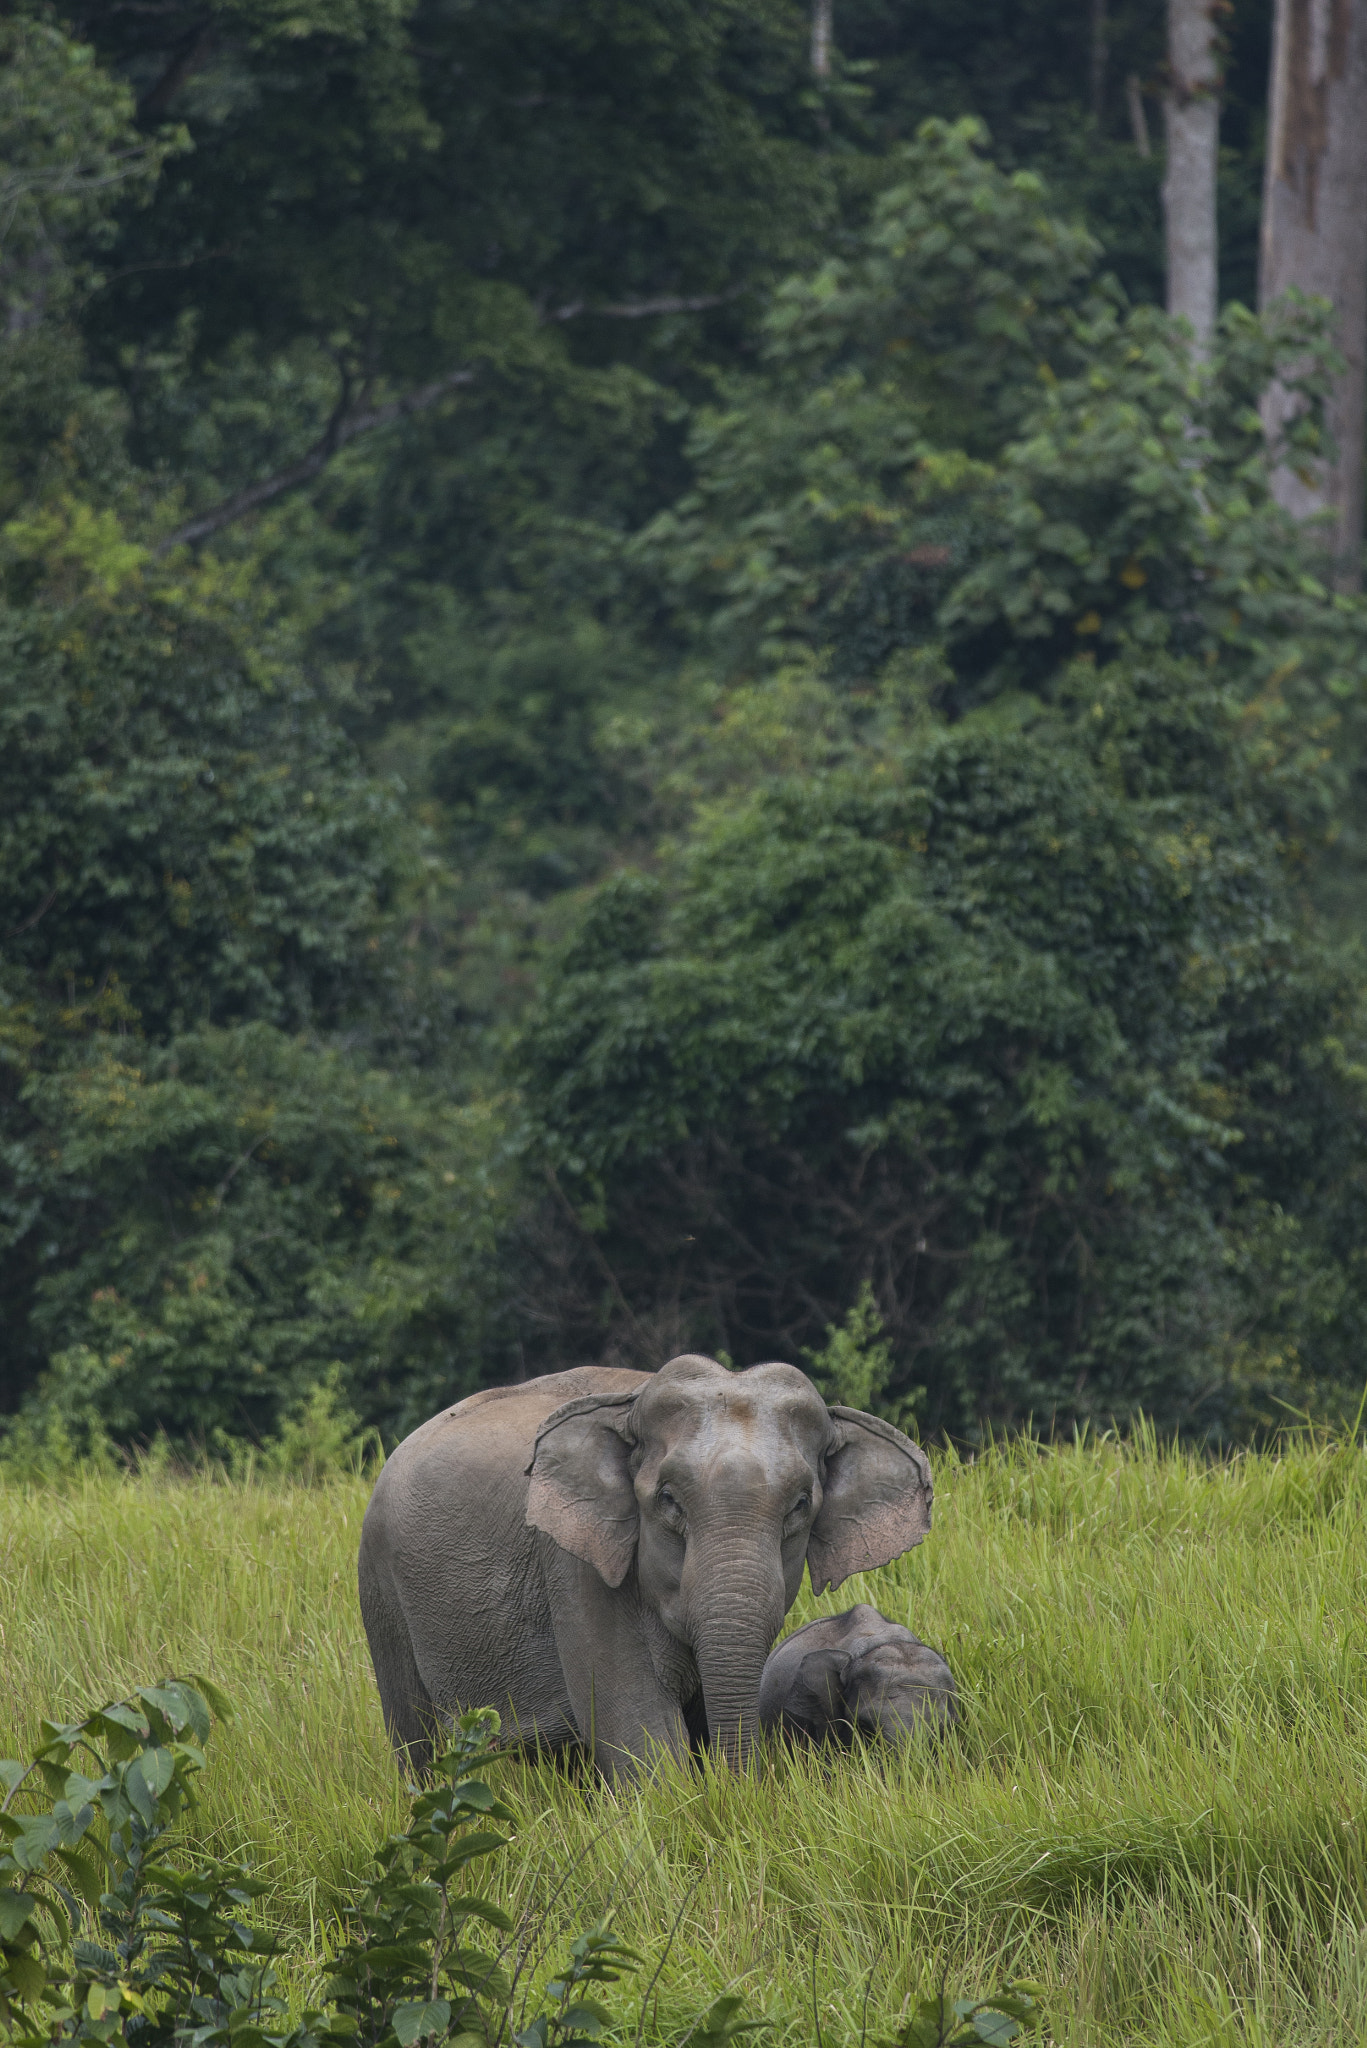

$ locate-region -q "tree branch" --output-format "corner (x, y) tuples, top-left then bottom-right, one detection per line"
(546, 287), (742, 322)
(138, 18), (217, 123)
(154, 286), (740, 552)
(153, 364), (477, 553)
(4, 885), (57, 940)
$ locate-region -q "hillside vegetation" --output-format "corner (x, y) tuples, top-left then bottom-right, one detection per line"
(3, 1436), (1365, 2047)
(5, 6), (1367, 1453)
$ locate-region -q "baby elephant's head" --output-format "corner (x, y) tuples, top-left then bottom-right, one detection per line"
(758, 1602), (958, 1747)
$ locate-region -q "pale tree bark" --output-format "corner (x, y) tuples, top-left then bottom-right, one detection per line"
(1259, 0), (1367, 588)
(811, 0), (832, 81)
(1163, 0), (1221, 350)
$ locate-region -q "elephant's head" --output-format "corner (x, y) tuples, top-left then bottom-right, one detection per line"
(787, 1635), (959, 1746)
(524, 1353), (932, 1765)
(845, 1633), (959, 1742)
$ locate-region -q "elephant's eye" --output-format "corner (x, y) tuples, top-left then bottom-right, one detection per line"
(785, 1493), (812, 1530)
(658, 1485), (685, 1527)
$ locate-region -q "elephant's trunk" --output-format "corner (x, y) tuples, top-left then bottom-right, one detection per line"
(685, 1535), (787, 1768)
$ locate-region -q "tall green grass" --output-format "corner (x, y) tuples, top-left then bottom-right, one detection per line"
(3, 1434), (1365, 2046)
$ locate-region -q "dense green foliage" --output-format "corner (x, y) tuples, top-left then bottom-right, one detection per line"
(510, 127), (1367, 1434)
(0, 514), (511, 1437)
(515, 662), (1367, 1434)
(4, 1439), (1367, 2044)
(1, 0), (1364, 1444)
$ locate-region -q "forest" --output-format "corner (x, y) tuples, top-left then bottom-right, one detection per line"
(2, 0), (1367, 1457)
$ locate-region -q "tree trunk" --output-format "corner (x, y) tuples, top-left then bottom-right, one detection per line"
(1259, 0), (1367, 589)
(1163, 0), (1221, 350)
(1091, 0), (1108, 123)
(811, 0), (832, 82)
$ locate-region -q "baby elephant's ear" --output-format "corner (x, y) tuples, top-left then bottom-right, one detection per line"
(794, 1647), (850, 1728)
(807, 1408), (933, 1596)
(526, 1393), (639, 1587)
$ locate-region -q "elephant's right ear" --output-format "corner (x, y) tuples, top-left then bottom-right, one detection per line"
(526, 1393), (639, 1588)
(807, 1408), (932, 1595)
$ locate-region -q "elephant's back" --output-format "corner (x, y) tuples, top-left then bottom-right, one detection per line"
(360, 1367), (649, 1581)
(435, 1363), (649, 1432)
(379, 1366), (648, 1493)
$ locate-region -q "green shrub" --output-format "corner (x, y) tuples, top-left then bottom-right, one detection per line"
(6, 1027), (512, 1448)
(1, 1686), (524, 2048)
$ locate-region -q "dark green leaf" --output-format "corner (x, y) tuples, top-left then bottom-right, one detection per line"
(0, 1889), (36, 1939)
(393, 1999), (452, 2045)
(967, 2013), (1021, 2047)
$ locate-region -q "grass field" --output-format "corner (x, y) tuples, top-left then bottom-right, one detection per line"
(3, 1433), (1366, 2047)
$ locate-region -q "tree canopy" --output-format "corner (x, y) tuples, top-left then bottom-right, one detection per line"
(1, 0), (1365, 1452)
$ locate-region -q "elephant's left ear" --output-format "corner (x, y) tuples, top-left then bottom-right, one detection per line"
(806, 1408), (933, 1596)
(526, 1393), (639, 1588)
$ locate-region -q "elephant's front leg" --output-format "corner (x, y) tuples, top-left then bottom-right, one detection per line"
(545, 1548), (692, 1779)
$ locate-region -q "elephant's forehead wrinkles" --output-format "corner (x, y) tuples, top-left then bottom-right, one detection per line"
(689, 1399), (773, 1453)
(641, 1356), (825, 1428)
(699, 1398), (819, 1463)
(647, 1389), (756, 1442)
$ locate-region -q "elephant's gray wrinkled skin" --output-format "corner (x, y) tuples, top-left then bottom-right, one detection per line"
(758, 1604), (958, 1747)
(358, 1354), (932, 1779)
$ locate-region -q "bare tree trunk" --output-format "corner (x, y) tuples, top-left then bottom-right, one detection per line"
(811, 0), (832, 81)
(1127, 73), (1152, 155)
(1163, 0), (1221, 350)
(1259, 0), (1367, 589)
(1091, 0), (1109, 121)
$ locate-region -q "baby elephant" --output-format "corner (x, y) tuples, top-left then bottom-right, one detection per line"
(758, 1603), (958, 1748)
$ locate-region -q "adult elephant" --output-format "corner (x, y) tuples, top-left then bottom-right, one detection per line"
(358, 1353), (932, 1778)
